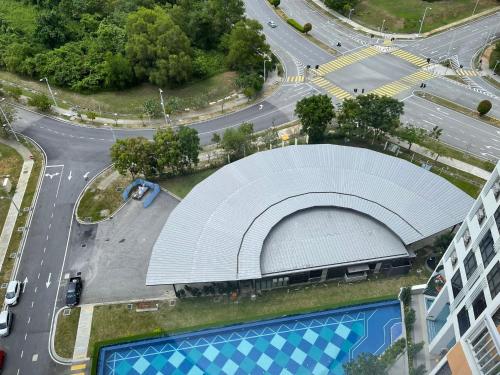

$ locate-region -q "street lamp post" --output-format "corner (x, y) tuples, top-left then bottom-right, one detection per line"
(348, 8), (354, 20)
(419, 7), (431, 36)
(380, 19), (386, 33)
(39, 77), (57, 107)
(114, 113), (118, 127)
(472, 0), (480, 16)
(159, 88), (169, 126)
(0, 98), (19, 142)
(0, 195), (20, 213)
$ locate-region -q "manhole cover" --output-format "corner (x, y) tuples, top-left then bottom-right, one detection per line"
(17, 227), (25, 232)
(0, 283), (8, 289)
(63, 308), (71, 316)
(9, 252), (17, 259)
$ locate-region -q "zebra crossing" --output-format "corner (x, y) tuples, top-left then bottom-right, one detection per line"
(311, 77), (353, 100)
(370, 70), (435, 97)
(455, 69), (480, 77)
(390, 49), (429, 67)
(286, 76), (305, 83)
(316, 46), (380, 76)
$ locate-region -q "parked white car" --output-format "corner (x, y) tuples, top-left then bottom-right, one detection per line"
(0, 311), (12, 337)
(4, 280), (20, 306)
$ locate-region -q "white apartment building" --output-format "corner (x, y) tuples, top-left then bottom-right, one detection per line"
(426, 164), (500, 375)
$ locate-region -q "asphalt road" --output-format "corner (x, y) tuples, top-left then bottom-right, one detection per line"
(1, 2), (500, 374)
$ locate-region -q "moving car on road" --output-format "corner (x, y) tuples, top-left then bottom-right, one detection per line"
(267, 20), (277, 28)
(4, 281), (20, 306)
(0, 311), (13, 337)
(0, 349), (5, 373)
(65, 276), (82, 307)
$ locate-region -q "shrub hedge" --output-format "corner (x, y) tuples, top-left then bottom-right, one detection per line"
(287, 18), (305, 33)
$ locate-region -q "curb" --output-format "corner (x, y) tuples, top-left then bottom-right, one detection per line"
(73, 164), (132, 225)
(51, 306), (79, 364)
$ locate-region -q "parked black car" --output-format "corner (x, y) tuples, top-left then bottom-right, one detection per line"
(65, 276), (82, 307)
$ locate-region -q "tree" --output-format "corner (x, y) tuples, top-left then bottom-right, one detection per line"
(211, 132), (221, 145)
(324, 0), (359, 16)
(344, 353), (386, 375)
(433, 232), (454, 257)
(126, 6), (193, 86)
(397, 125), (426, 150)
(28, 94), (52, 112)
(429, 125), (443, 140)
(35, 10), (70, 48)
(477, 100), (492, 116)
(110, 137), (155, 179)
(177, 126), (201, 172)
(143, 99), (162, 120)
(0, 102), (17, 139)
(303, 23), (312, 34)
(223, 19), (271, 73)
(103, 53), (134, 89)
(295, 94), (335, 143)
(272, 0), (281, 7)
(86, 111), (97, 123)
(221, 122), (254, 159)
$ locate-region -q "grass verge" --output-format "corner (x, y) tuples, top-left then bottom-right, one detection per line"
(77, 168), (130, 222)
(89, 265), (429, 370)
(353, 0), (498, 34)
(54, 307), (81, 359)
(0, 143), (23, 231)
(0, 71), (237, 117)
(159, 168), (219, 198)
(0, 138), (43, 301)
(415, 91), (500, 128)
(483, 76), (500, 90)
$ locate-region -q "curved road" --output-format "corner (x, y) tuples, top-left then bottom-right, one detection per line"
(2, 1), (500, 374)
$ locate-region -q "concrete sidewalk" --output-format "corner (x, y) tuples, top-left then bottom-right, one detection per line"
(0, 138), (33, 274)
(72, 304), (94, 360)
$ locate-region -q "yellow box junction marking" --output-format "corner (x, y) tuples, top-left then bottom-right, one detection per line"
(455, 69), (479, 77)
(370, 70), (434, 97)
(311, 77), (353, 100)
(391, 49), (428, 67)
(286, 75), (305, 83)
(71, 364), (86, 371)
(316, 47), (380, 76)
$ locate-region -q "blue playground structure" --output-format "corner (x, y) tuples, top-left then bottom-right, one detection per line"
(122, 179), (160, 208)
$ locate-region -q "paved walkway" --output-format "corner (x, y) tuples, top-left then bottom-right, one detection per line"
(72, 304), (94, 360)
(412, 291), (433, 373)
(0, 138), (33, 275)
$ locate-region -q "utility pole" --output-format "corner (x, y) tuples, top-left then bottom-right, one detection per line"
(39, 77), (57, 107)
(472, 0), (480, 16)
(0, 98), (19, 142)
(159, 88), (169, 126)
(419, 7), (431, 36)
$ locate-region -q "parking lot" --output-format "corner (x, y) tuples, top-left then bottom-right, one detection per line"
(65, 191), (178, 304)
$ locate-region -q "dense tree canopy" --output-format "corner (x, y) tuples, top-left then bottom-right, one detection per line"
(295, 94), (335, 143)
(0, 0), (267, 94)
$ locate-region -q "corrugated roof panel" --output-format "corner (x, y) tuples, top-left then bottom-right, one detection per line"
(146, 145), (474, 285)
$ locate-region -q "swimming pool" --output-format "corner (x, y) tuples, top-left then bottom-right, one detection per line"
(97, 300), (402, 375)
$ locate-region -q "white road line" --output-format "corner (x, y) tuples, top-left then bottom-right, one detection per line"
(38, 273), (40, 279)
(34, 287), (37, 293)
(46, 235), (49, 241)
(21, 351), (23, 359)
(45, 164), (64, 168)
(40, 259), (43, 266)
(43, 247), (46, 253)
(51, 213), (53, 218)
(27, 316), (30, 324)
(55, 165), (64, 199)
(24, 333), (27, 341)
(31, 301), (34, 308)
(48, 224), (51, 230)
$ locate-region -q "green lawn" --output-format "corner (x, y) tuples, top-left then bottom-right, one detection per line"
(353, 0), (498, 34)
(77, 169), (130, 222)
(159, 168), (220, 198)
(89, 268), (429, 359)
(0, 71), (237, 117)
(0, 143), (23, 232)
(54, 307), (81, 359)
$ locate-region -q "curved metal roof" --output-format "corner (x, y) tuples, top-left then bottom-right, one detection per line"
(146, 145), (473, 285)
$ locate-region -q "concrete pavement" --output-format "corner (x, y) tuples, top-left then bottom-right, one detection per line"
(72, 305), (93, 361)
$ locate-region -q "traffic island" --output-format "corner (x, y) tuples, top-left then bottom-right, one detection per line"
(54, 307), (81, 360)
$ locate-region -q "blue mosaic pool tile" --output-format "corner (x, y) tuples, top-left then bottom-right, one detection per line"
(99, 301), (403, 375)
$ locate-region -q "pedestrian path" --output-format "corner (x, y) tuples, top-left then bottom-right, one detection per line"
(316, 46), (380, 76)
(455, 68), (481, 77)
(370, 70), (434, 97)
(72, 304), (94, 360)
(311, 77), (353, 100)
(286, 75), (305, 83)
(0, 139), (33, 276)
(69, 362), (88, 375)
(391, 49), (429, 67)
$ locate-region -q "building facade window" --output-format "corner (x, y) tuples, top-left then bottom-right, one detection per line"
(495, 206), (500, 231)
(451, 269), (463, 298)
(487, 261), (500, 299)
(457, 306), (471, 336)
(479, 230), (496, 267)
(472, 291), (487, 319)
(464, 252), (478, 279)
